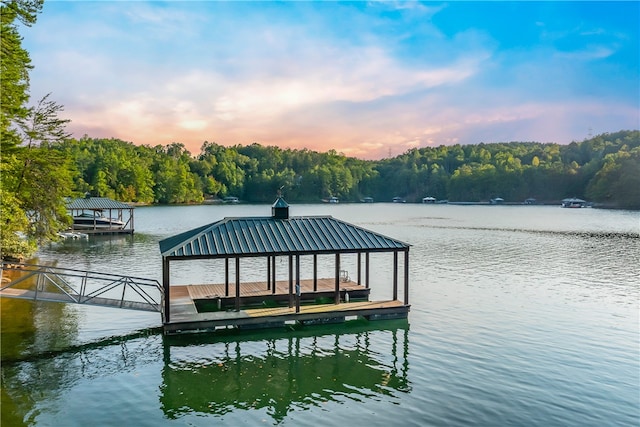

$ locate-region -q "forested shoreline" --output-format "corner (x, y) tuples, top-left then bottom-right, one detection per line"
(52, 130), (640, 208)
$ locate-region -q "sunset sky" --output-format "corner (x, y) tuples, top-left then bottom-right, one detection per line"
(22, 1), (639, 159)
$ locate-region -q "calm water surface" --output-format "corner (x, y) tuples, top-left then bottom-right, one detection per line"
(1, 204), (639, 426)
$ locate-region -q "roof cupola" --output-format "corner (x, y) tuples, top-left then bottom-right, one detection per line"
(272, 197), (289, 219)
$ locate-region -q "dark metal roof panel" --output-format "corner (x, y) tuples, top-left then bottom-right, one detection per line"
(158, 216), (409, 258)
(65, 197), (132, 210)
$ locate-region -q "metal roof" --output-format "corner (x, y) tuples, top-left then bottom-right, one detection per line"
(65, 197), (133, 210)
(159, 216), (409, 259)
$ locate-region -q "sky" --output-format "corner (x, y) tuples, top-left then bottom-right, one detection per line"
(21, 1), (640, 159)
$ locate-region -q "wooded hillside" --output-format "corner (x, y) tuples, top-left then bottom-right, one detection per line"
(52, 130), (639, 209)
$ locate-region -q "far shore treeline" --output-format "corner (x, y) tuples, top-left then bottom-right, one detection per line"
(3, 130), (640, 262)
(55, 130), (640, 208)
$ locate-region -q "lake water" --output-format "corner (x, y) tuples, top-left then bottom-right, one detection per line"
(1, 203), (639, 426)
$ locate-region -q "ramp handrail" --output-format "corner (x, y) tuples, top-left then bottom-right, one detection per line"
(0, 262), (163, 312)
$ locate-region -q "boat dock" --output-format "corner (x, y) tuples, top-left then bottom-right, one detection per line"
(0, 262), (409, 335)
(158, 197), (411, 334)
(166, 278), (406, 334)
(65, 196), (135, 234)
(1, 197), (411, 336)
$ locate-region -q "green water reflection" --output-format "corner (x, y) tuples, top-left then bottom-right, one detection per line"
(1, 263), (82, 360)
(2, 292), (410, 426)
(1, 296), (80, 426)
(161, 321), (410, 422)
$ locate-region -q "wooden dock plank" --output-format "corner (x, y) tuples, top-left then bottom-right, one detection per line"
(167, 277), (374, 323)
(244, 299), (404, 317)
(181, 278), (364, 300)
(164, 299), (409, 333)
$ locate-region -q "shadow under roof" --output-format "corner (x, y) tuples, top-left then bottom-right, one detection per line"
(159, 216), (409, 259)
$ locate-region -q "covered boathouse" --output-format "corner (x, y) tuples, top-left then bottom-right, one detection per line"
(159, 198), (410, 334)
(65, 196), (134, 234)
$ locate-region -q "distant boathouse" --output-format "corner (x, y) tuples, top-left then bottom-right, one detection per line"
(65, 196), (134, 234)
(159, 197), (411, 334)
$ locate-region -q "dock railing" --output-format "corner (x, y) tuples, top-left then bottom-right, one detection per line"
(0, 262), (163, 313)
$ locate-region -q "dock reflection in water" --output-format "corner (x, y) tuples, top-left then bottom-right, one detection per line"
(1, 320), (410, 426)
(160, 320), (410, 422)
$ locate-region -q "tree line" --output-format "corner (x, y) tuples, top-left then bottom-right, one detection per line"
(49, 130), (639, 209)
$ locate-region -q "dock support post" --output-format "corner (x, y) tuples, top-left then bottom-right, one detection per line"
(267, 256), (271, 290)
(313, 254), (318, 291)
(225, 257), (229, 297)
(404, 249), (409, 305)
(162, 258), (170, 323)
(357, 252), (361, 285)
(393, 251), (398, 301)
(365, 252), (370, 288)
(295, 255), (300, 313)
(288, 255), (293, 308)
(272, 256), (276, 294)
(235, 257), (240, 311)
(334, 253), (340, 304)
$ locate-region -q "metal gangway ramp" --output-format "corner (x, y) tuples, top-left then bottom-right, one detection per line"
(0, 262), (163, 313)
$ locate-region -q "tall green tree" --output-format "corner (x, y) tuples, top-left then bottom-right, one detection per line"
(1, 1), (74, 260)
(3, 95), (74, 250)
(0, 0), (43, 152)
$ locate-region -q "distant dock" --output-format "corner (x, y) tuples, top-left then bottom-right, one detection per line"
(65, 196), (135, 235)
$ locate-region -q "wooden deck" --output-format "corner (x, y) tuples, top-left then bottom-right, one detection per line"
(165, 278), (409, 334)
(173, 277), (365, 300)
(165, 299), (409, 334)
